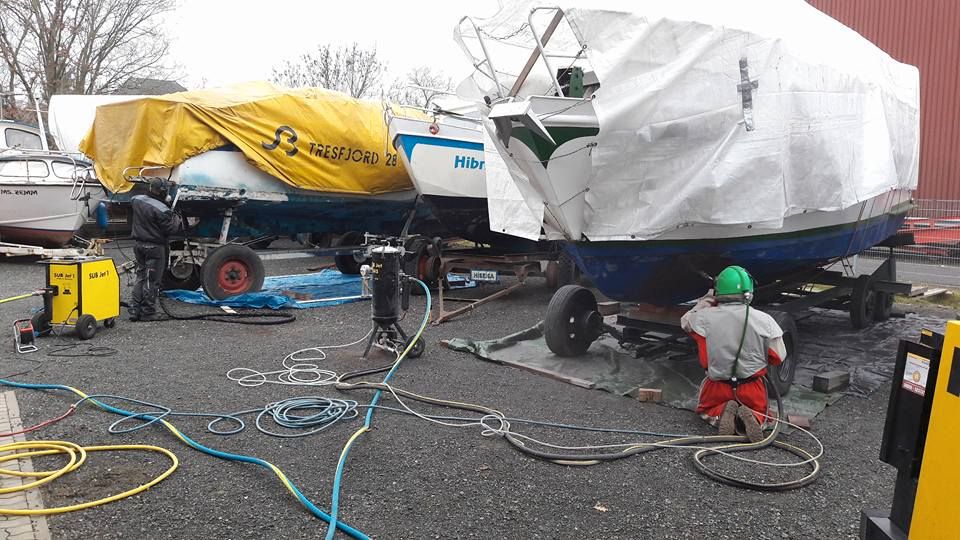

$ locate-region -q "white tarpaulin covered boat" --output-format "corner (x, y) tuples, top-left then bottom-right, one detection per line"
(455, 0), (919, 304)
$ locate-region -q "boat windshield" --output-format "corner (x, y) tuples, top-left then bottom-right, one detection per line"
(51, 161), (86, 179)
(3, 126), (43, 150)
(0, 159), (50, 180)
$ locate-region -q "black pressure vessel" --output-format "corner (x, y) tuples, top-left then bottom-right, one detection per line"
(371, 246), (401, 324)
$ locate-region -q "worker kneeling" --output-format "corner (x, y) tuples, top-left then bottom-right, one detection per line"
(680, 266), (786, 442)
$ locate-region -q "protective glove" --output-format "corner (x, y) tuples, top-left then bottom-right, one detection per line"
(186, 216), (200, 228)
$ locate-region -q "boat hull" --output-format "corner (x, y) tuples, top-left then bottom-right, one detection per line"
(0, 182), (92, 247)
(391, 117), (545, 251)
(112, 149), (441, 239)
(570, 206), (909, 305)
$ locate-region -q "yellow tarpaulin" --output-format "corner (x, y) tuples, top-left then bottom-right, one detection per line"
(80, 81), (420, 195)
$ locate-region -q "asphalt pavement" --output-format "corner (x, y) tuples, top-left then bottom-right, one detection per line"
(0, 247), (954, 539)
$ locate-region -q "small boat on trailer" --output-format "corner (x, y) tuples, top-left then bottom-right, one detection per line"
(0, 151), (103, 248)
(456, 1), (921, 382)
(79, 82), (443, 299)
(119, 149), (432, 297)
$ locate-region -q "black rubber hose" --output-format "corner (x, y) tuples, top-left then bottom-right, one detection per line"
(336, 377), (820, 491)
(157, 296), (296, 326)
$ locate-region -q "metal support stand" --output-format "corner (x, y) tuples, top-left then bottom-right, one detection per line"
(361, 321), (411, 360)
(430, 251), (553, 325)
(434, 278), (527, 325)
(218, 209), (234, 245)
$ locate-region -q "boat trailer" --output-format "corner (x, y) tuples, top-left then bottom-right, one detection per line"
(543, 246), (913, 397)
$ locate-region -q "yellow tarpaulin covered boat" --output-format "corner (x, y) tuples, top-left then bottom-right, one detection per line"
(80, 81), (415, 195)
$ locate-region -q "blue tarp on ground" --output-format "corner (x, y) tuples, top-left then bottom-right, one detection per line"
(163, 271), (477, 310)
(163, 271), (363, 309)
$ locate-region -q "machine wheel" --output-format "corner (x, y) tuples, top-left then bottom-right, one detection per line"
(76, 314), (97, 340)
(201, 244), (266, 300)
(767, 311), (799, 397)
(31, 311), (51, 336)
(405, 335), (425, 358)
(333, 231), (368, 275)
(162, 263), (202, 291)
(544, 285), (603, 357)
(873, 291), (894, 321)
(850, 275), (876, 330)
(103, 318), (117, 329)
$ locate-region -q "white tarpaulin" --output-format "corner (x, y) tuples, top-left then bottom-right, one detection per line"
(48, 94), (142, 153)
(456, 0), (920, 241)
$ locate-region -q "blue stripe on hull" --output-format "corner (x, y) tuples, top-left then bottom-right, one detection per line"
(568, 212), (907, 305)
(395, 134), (483, 161)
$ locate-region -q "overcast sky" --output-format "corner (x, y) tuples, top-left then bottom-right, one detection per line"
(167, 1), (501, 89)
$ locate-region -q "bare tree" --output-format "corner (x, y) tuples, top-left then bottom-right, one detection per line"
(0, 0), (175, 105)
(387, 66), (454, 108)
(271, 42), (387, 99)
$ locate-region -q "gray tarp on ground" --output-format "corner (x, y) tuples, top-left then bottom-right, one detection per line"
(446, 310), (947, 419)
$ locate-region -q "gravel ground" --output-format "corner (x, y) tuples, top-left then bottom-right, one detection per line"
(0, 247), (952, 539)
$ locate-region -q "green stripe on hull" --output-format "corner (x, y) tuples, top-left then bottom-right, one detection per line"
(511, 126), (599, 165)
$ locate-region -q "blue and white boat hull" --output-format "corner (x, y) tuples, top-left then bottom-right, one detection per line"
(569, 191), (912, 305)
(389, 115), (549, 251)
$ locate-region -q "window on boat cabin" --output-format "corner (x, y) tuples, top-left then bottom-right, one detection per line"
(3, 127), (43, 150)
(51, 161), (84, 179)
(0, 160), (50, 180)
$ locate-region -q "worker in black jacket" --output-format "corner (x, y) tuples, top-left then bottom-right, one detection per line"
(128, 179), (184, 321)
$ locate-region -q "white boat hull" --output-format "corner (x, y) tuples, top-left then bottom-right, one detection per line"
(0, 181), (96, 247)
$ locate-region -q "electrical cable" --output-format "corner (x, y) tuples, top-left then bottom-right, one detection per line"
(44, 306), (119, 357)
(0, 379), (368, 539)
(324, 277), (432, 540)
(0, 441), (178, 516)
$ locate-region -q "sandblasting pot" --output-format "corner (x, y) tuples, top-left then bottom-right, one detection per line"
(370, 246), (401, 324)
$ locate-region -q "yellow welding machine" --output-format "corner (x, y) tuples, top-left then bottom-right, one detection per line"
(34, 256), (120, 340)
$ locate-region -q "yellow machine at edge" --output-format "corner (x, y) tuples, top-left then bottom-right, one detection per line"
(33, 257), (121, 340)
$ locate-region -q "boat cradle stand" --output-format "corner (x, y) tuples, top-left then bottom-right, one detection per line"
(432, 250), (564, 325)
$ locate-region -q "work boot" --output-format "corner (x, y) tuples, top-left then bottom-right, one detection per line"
(738, 405), (764, 443)
(718, 401), (739, 436)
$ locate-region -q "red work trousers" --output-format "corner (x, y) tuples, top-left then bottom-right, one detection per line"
(697, 376), (768, 424)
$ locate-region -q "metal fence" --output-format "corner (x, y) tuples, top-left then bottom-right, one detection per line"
(862, 199), (960, 266)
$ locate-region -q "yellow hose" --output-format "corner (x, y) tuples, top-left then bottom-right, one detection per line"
(0, 292), (39, 305)
(0, 440), (178, 515)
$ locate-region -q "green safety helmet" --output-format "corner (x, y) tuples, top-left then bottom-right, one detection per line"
(714, 265), (754, 298)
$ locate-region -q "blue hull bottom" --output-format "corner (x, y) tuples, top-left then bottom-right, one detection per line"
(112, 187), (443, 239)
(568, 212), (907, 305)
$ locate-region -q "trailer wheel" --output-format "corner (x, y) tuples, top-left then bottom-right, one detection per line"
(162, 263), (202, 291)
(544, 285), (603, 357)
(850, 275), (876, 329)
(557, 251), (580, 287)
(76, 314), (97, 340)
(201, 244), (265, 300)
(767, 311), (798, 397)
(404, 237), (436, 293)
(873, 291), (894, 321)
(31, 311), (51, 336)
(333, 231), (368, 275)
